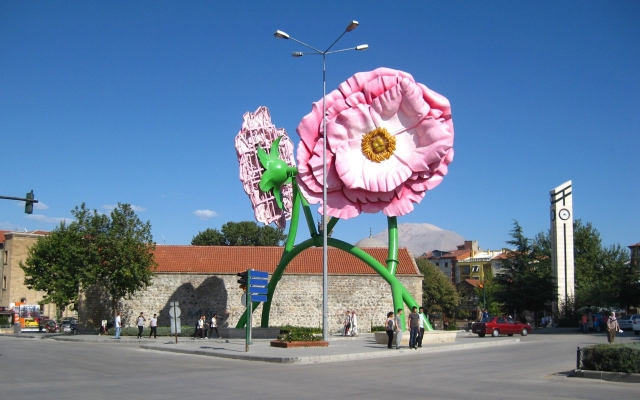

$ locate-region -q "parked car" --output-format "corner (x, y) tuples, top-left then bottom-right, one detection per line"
(41, 319), (59, 333)
(472, 316), (532, 337)
(633, 318), (640, 335)
(59, 317), (78, 334)
(617, 314), (639, 331)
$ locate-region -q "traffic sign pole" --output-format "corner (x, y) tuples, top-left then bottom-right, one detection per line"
(246, 269), (251, 352)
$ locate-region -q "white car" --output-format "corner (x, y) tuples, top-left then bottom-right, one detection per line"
(633, 317), (640, 336)
(617, 314), (639, 331)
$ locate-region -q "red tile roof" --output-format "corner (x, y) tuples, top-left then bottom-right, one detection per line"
(153, 245), (420, 275)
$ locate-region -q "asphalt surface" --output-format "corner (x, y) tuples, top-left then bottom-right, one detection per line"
(1, 328), (638, 399)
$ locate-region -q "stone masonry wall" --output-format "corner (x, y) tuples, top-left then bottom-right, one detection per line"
(79, 273), (422, 333)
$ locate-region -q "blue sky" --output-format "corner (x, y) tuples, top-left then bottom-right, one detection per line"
(1, 1), (638, 251)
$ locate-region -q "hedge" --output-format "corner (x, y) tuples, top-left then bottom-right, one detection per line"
(582, 344), (640, 374)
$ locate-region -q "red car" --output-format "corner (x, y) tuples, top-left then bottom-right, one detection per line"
(472, 316), (531, 337)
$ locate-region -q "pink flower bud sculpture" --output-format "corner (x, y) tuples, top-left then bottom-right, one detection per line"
(235, 69), (453, 332)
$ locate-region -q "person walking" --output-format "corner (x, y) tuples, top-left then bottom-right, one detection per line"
(581, 313), (588, 334)
(417, 307), (426, 348)
(210, 313), (219, 339)
(385, 312), (395, 349)
(394, 308), (403, 349)
(350, 311), (358, 337)
(607, 312), (620, 344)
(136, 312), (146, 339)
(587, 312), (593, 333)
(149, 313), (157, 339)
(114, 312), (122, 339)
(407, 306), (420, 350)
(343, 311), (352, 336)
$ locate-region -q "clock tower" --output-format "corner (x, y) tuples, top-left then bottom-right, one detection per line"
(550, 180), (575, 315)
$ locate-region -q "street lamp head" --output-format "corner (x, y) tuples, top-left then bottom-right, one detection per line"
(292, 52), (304, 57)
(346, 21), (359, 32)
(356, 44), (368, 51)
(274, 30), (289, 39)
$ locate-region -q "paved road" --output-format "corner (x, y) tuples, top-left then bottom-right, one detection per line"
(1, 331), (637, 399)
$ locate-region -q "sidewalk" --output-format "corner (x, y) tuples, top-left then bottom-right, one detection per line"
(47, 332), (521, 364)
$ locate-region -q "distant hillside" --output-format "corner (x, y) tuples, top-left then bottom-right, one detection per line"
(371, 223), (465, 257)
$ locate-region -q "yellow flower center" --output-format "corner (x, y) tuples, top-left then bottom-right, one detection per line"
(361, 127), (396, 163)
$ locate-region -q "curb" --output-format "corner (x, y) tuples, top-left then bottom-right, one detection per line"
(140, 338), (521, 364)
(574, 369), (640, 383)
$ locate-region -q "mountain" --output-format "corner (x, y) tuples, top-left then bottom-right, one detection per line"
(370, 223), (465, 257)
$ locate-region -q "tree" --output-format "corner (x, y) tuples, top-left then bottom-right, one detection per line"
(191, 228), (225, 246)
(493, 221), (555, 317)
(20, 203), (157, 314)
(416, 258), (459, 316)
(85, 203), (157, 310)
(191, 221), (286, 246)
(20, 222), (86, 315)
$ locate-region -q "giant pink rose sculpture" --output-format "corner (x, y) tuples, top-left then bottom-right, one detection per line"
(296, 67), (454, 219)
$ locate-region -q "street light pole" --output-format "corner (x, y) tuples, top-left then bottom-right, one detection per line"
(275, 22), (367, 341)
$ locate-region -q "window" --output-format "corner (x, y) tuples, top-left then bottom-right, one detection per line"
(462, 266), (470, 274)
(3, 251), (7, 264)
(471, 265), (480, 272)
(2, 276), (6, 290)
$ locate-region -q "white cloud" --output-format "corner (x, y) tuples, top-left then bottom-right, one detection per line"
(34, 202), (49, 210)
(25, 214), (74, 224)
(193, 209), (219, 220)
(102, 204), (147, 212)
(16, 201), (48, 210)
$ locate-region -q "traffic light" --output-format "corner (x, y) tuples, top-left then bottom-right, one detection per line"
(237, 270), (248, 291)
(24, 190), (34, 214)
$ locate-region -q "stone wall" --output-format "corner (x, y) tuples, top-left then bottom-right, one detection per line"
(2, 232), (60, 318)
(79, 272), (422, 333)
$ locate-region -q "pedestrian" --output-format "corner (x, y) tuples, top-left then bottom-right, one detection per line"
(394, 308), (403, 349)
(210, 313), (219, 338)
(198, 315), (206, 339)
(149, 313), (157, 339)
(606, 312), (620, 344)
(136, 312), (146, 339)
(114, 311), (122, 339)
(343, 311), (351, 336)
(417, 307), (426, 348)
(193, 316), (203, 339)
(385, 312), (395, 349)
(407, 306), (420, 350)
(350, 311), (358, 337)
(581, 313), (588, 334)
(587, 312), (593, 333)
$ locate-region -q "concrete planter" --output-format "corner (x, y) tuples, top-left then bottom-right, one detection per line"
(218, 328), (280, 339)
(270, 340), (329, 348)
(374, 330), (456, 346)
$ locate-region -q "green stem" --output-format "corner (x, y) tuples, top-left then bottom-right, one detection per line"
(386, 216), (399, 275)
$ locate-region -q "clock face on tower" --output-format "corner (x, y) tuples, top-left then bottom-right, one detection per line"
(559, 208), (570, 220)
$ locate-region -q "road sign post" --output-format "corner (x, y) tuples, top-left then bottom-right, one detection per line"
(241, 269), (269, 352)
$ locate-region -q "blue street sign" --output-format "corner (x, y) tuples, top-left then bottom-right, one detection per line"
(249, 286), (268, 295)
(251, 295), (268, 302)
(250, 270), (269, 279)
(250, 277), (267, 286)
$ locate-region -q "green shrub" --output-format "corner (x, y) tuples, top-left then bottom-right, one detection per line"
(0, 315), (12, 327)
(371, 325), (386, 332)
(582, 344), (640, 374)
(277, 325), (322, 335)
(445, 323), (458, 331)
(277, 331), (320, 342)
